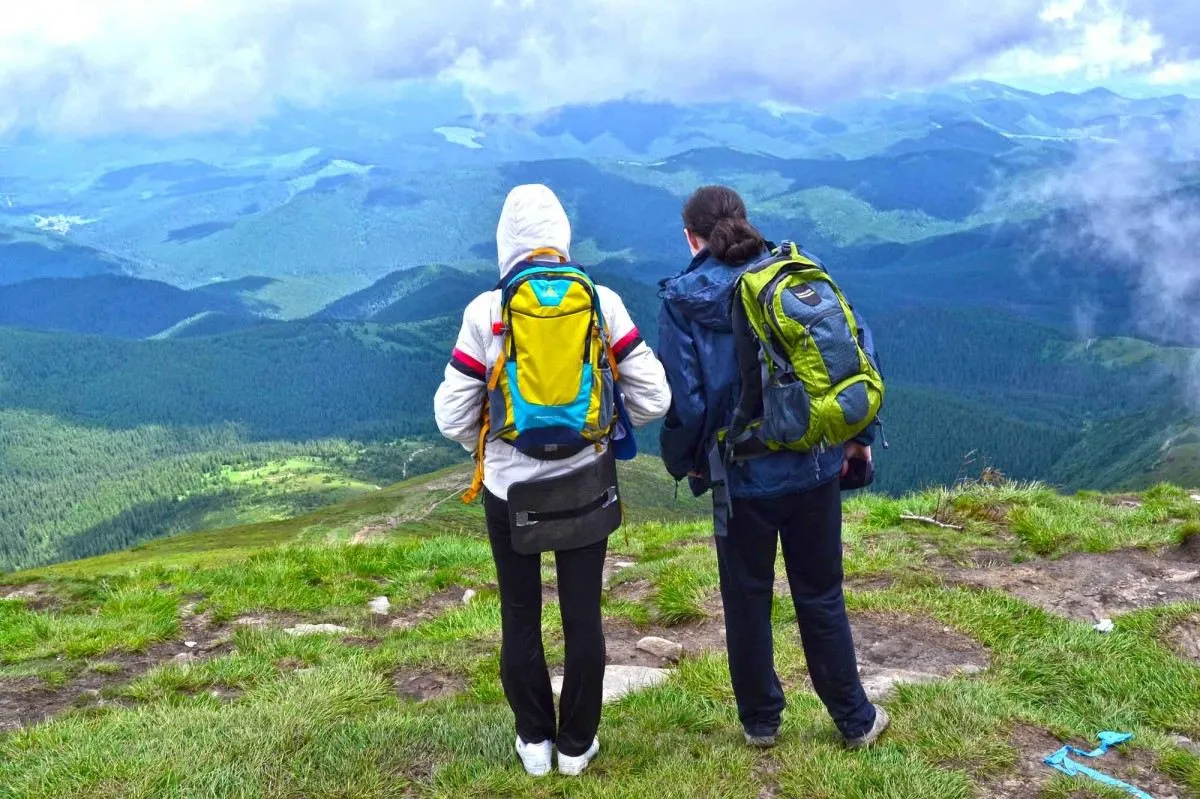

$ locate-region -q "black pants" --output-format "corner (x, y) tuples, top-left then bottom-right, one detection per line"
(485, 490), (608, 757)
(715, 478), (875, 740)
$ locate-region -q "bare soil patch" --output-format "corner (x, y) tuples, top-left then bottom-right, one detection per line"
(851, 613), (989, 675)
(1, 583), (63, 613)
(1168, 616), (1200, 663)
(0, 642), (217, 731)
(975, 724), (1186, 799)
(753, 754), (782, 799)
(0, 601), (240, 732)
(394, 670), (466, 702)
(604, 617), (727, 667)
(847, 613), (989, 700)
(948, 550), (1200, 623)
(609, 578), (654, 604)
(601, 555), (638, 589)
(388, 588), (467, 631)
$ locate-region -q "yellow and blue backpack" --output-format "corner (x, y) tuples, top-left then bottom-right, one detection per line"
(463, 253), (619, 503)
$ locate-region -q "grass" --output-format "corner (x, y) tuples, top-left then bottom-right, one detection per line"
(1, 477), (1198, 797)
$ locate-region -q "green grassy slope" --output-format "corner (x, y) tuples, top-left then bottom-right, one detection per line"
(1, 468), (1197, 798)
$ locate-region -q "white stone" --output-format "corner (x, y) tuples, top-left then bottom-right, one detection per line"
(1190, 494), (1200, 504)
(285, 624), (351, 637)
(184, 641), (198, 648)
(552, 665), (671, 704)
(636, 636), (684, 662)
(462, 590), (477, 605)
(1165, 570), (1199, 583)
(860, 669), (946, 701)
(1171, 735), (1200, 756)
(1094, 619), (1115, 633)
(613, 561), (636, 571)
(233, 616), (269, 627)
(368, 596), (391, 615)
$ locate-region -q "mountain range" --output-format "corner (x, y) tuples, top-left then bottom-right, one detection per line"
(1, 80), (1197, 571)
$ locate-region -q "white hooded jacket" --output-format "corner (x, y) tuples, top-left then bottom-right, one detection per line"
(434, 184), (671, 500)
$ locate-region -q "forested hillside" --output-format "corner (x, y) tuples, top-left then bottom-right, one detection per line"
(1, 284), (1193, 572)
(0, 275), (254, 338)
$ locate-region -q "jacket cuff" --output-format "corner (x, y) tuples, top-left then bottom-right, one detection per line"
(852, 420), (878, 448)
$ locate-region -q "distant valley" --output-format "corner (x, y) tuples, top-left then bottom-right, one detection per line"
(1, 81), (1198, 571)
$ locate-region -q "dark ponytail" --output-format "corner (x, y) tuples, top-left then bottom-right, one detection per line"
(682, 185), (765, 266)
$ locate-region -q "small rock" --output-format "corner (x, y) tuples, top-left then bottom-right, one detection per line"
(613, 561), (636, 570)
(553, 665), (671, 704)
(462, 590), (477, 605)
(1170, 735), (1200, 756)
(184, 641), (198, 648)
(285, 624), (351, 637)
(1094, 619), (1115, 633)
(1165, 570), (1200, 583)
(197, 635), (232, 652)
(233, 616), (269, 627)
(636, 636), (684, 662)
(368, 596), (391, 615)
(1190, 494), (1200, 504)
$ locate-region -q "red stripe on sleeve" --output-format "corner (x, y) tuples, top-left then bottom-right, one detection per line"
(612, 327), (643, 361)
(451, 348), (487, 378)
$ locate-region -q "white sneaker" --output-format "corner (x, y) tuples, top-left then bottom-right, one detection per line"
(515, 737), (552, 777)
(557, 738), (600, 777)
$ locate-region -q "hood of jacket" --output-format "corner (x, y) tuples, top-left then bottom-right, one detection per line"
(496, 184), (572, 279)
(660, 249), (762, 333)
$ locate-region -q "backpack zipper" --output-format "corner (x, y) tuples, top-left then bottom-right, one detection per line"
(768, 303), (843, 351)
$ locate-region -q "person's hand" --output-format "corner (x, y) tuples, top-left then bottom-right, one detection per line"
(688, 471), (706, 479)
(842, 442), (872, 477)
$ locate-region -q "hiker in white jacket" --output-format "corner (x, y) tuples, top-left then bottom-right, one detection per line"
(434, 184), (670, 777)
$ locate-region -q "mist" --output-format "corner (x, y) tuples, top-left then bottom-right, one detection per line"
(1036, 113), (1200, 413)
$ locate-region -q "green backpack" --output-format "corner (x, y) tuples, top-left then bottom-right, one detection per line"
(723, 241), (884, 458)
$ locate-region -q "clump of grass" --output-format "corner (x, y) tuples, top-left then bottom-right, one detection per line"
(652, 563), (711, 625)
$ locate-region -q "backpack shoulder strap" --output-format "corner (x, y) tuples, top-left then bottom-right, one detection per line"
(727, 278), (763, 443)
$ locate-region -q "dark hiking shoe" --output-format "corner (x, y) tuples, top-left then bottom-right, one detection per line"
(745, 732), (779, 749)
(845, 705), (890, 750)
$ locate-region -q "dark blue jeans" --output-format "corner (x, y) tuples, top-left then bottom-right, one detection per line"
(715, 477), (875, 740)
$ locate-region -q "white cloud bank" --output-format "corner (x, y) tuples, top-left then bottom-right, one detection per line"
(2, 0), (1200, 136)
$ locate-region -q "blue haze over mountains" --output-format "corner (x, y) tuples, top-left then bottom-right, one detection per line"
(1, 79), (1199, 569)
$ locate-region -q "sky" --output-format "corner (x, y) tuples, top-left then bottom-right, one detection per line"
(1, 0), (1199, 137)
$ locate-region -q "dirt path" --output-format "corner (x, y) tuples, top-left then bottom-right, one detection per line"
(948, 549), (1200, 623)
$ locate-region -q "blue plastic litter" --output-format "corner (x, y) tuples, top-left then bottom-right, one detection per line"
(1042, 731), (1154, 798)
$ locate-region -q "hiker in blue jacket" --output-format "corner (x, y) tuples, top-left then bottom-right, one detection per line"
(657, 185), (890, 749)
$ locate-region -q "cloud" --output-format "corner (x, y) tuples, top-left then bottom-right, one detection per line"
(1034, 110), (1200, 410)
(1, 0), (1198, 137)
